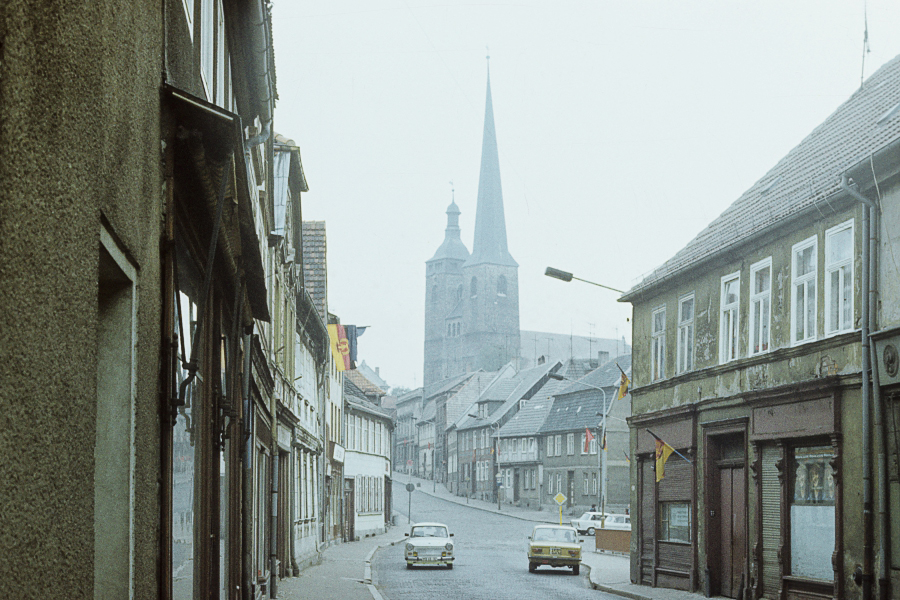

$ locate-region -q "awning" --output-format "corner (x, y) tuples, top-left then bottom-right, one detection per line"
(164, 84), (270, 322)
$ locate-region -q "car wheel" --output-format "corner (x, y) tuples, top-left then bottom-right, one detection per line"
(528, 562), (536, 573)
(573, 565), (580, 576)
(406, 563), (413, 570)
(587, 527), (595, 536)
(447, 563), (454, 570)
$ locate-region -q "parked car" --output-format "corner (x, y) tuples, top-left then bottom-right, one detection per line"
(526, 524), (583, 574)
(404, 522), (455, 569)
(569, 512), (631, 535)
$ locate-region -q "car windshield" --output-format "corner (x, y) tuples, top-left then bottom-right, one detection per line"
(532, 528), (575, 543)
(411, 526), (448, 538)
(577, 513), (591, 520)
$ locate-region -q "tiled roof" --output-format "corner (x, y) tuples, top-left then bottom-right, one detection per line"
(498, 378), (565, 437)
(456, 362), (560, 431)
(424, 371), (477, 400)
(345, 369), (386, 397)
(301, 221), (327, 319)
(539, 390), (605, 435)
(559, 355), (632, 395)
(622, 54), (900, 301)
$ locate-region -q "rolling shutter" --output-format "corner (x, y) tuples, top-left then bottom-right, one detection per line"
(760, 444), (781, 598)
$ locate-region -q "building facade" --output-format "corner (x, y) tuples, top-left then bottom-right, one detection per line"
(621, 56), (900, 600)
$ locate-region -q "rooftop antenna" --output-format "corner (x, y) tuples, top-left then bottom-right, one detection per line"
(861, 1), (871, 88)
(449, 181), (454, 203)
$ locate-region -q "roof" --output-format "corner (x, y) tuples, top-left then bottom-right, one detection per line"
(559, 355), (632, 395)
(429, 201), (470, 262)
(540, 379), (607, 435)
(345, 369), (386, 397)
(424, 371), (479, 400)
(622, 54), (900, 301)
(456, 361), (560, 431)
(519, 330), (630, 370)
(465, 68), (517, 268)
(301, 221), (327, 319)
(498, 360), (586, 437)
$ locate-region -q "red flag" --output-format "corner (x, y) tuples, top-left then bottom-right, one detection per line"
(327, 324), (352, 371)
(584, 427), (594, 453)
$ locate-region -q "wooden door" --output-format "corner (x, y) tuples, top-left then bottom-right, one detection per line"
(718, 466), (746, 598)
(343, 480), (355, 542)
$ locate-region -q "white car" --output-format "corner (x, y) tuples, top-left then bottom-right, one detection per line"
(570, 512), (631, 535)
(404, 522), (455, 569)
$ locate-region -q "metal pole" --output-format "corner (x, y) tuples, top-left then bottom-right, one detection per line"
(496, 425), (501, 510)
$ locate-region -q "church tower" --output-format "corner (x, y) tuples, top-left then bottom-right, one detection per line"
(423, 60), (520, 388)
(424, 198), (469, 387)
(461, 60), (520, 373)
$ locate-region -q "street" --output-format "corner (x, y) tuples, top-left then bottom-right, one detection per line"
(373, 485), (620, 600)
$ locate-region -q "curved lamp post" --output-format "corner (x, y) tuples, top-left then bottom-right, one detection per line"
(544, 267), (624, 294)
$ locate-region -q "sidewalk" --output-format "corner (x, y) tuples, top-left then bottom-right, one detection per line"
(277, 525), (407, 600)
(398, 472), (724, 600)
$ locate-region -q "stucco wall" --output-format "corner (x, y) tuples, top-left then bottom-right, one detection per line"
(0, 1), (163, 597)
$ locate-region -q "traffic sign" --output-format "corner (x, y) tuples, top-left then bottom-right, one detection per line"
(407, 459), (413, 466)
(406, 483), (415, 493)
(554, 492), (567, 506)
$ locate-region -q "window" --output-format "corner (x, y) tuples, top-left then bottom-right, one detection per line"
(825, 220), (854, 334)
(200, 0), (214, 99)
(677, 294), (694, 373)
(651, 306), (666, 381)
(180, 0), (194, 40)
(567, 433), (575, 455)
(659, 502), (691, 543)
(555, 435), (562, 456)
(215, 0), (226, 106)
(497, 275), (507, 297)
(581, 433), (587, 455)
(791, 445), (835, 580)
(792, 236), (818, 345)
(591, 473), (598, 496)
(548, 473), (554, 495)
(590, 435), (597, 455)
(749, 258), (772, 356)
(556, 474), (562, 497)
(470, 276), (478, 298)
(348, 416), (356, 451)
(583, 473), (589, 495)
(720, 273), (740, 363)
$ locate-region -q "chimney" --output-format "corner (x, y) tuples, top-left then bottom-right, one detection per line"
(376, 367), (380, 377)
(537, 355), (546, 365)
(598, 351), (609, 365)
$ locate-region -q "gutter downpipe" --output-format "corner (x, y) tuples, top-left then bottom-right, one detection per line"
(241, 325), (255, 600)
(840, 175), (885, 599)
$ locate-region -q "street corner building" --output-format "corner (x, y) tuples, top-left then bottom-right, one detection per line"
(619, 55), (900, 599)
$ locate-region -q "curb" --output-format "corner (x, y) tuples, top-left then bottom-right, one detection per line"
(589, 583), (654, 600)
(412, 488), (559, 525)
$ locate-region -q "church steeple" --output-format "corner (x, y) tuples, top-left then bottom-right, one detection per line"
(428, 195), (470, 262)
(466, 59), (517, 268)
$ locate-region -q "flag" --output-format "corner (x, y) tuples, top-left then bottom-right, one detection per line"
(602, 432), (607, 452)
(616, 364), (630, 400)
(651, 432), (676, 482)
(345, 325), (367, 368)
(584, 427), (594, 454)
(327, 324), (352, 371)
(623, 450), (631, 464)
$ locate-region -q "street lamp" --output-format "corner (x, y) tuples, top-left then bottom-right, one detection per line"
(548, 372), (616, 526)
(544, 267), (624, 294)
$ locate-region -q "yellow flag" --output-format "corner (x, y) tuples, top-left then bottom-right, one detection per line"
(655, 439), (675, 482)
(617, 372), (630, 400)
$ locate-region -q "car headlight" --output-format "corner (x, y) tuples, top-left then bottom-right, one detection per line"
(406, 543), (414, 552)
(445, 543), (453, 551)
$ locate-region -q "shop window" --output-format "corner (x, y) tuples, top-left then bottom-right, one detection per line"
(659, 502), (691, 543)
(791, 445), (835, 580)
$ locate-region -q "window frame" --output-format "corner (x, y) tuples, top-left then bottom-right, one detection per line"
(791, 235), (819, 346)
(676, 293), (695, 374)
(748, 257), (773, 357)
(567, 433), (575, 456)
(651, 305), (666, 381)
(824, 219), (854, 335)
(719, 272), (741, 364)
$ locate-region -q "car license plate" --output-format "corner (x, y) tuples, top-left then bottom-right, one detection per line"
(551, 548), (561, 555)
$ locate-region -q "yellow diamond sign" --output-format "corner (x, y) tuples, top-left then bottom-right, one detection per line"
(554, 492), (566, 506)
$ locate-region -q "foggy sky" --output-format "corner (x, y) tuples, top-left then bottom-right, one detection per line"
(272, 0), (900, 389)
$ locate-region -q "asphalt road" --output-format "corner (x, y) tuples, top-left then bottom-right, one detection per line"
(373, 486), (618, 600)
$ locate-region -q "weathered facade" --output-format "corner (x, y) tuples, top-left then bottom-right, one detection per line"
(621, 55), (900, 600)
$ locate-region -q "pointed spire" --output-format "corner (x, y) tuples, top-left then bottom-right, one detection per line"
(466, 58), (517, 268)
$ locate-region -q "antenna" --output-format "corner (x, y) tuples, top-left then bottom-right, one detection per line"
(449, 180), (454, 203)
(861, 1), (871, 87)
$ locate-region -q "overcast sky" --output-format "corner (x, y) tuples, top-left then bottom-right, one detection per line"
(272, 0), (900, 390)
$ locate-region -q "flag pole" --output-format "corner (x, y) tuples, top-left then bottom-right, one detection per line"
(646, 429), (692, 464)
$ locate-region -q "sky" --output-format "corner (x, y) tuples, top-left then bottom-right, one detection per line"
(271, 0), (900, 390)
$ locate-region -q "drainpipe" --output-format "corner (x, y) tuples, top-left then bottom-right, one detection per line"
(242, 325), (255, 600)
(270, 446), (278, 598)
(840, 175), (884, 598)
(290, 424), (298, 576)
